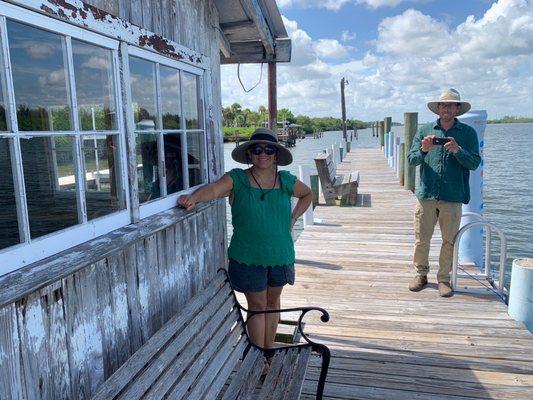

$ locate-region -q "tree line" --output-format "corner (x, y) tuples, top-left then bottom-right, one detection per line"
(222, 103), (369, 136)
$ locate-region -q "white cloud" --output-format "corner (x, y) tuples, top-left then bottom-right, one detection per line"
(341, 30), (357, 42)
(278, 0), (411, 10)
(314, 39), (349, 58)
(222, 0), (533, 121)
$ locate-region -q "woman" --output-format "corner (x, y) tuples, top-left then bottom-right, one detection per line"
(178, 127), (312, 354)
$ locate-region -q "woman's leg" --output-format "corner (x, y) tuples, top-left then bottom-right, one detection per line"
(264, 285), (284, 349)
(243, 290), (267, 347)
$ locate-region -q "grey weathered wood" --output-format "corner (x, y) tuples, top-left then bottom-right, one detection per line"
(256, 351), (285, 399)
(284, 347), (312, 400)
(315, 153), (359, 206)
(270, 348), (300, 399)
(221, 345), (263, 400)
(0, 304), (24, 400)
(91, 272), (226, 399)
(235, 352), (266, 399)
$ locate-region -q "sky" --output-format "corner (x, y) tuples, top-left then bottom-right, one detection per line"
(221, 0), (533, 123)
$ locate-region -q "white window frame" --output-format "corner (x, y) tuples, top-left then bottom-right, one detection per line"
(0, 4), (130, 276)
(125, 46), (208, 220)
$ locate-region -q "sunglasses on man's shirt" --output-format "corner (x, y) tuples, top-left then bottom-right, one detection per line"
(248, 144), (277, 156)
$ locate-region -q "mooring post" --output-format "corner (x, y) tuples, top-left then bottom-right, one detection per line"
(399, 143), (405, 186)
(310, 174), (319, 209)
(395, 136), (401, 177)
(298, 165), (314, 227)
(404, 112), (417, 192)
(384, 117), (392, 135)
(508, 258), (533, 333)
(379, 121), (385, 150)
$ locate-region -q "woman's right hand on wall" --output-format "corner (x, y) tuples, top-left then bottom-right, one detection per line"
(178, 194), (196, 211)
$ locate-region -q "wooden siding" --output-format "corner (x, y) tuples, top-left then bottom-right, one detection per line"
(0, 200), (227, 400)
(0, 2), (228, 399)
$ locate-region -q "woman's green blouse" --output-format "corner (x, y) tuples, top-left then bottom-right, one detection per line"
(227, 168), (296, 267)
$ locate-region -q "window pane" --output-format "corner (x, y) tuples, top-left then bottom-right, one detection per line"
(187, 131), (204, 186)
(136, 133), (160, 203)
(21, 136), (78, 238)
(83, 135), (123, 219)
(0, 138), (19, 249)
(160, 65), (181, 129)
(182, 72), (200, 129)
(163, 134), (183, 195)
(0, 49), (7, 131)
(7, 20), (71, 131)
(129, 57), (157, 131)
(72, 40), (117, 131)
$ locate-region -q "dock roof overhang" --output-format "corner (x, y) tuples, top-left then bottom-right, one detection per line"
(214, 0), (291, 64)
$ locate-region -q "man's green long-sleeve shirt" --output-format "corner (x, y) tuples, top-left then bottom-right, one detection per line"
(407, 119), (481, 204)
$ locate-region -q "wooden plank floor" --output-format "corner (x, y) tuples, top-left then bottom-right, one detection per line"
(282, 148), (533, 400)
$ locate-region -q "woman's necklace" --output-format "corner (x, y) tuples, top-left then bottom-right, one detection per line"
(249, 168), (277, 201)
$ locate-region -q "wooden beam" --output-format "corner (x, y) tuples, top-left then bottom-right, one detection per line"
(240, 0), (275, 55)
(268, 62), (277, 130)
(220, 20), (256, 37)
(217, 27), (231, 58)
(220, 38), (290, 64)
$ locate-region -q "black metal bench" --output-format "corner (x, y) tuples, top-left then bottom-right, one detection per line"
(314, 152), (359, 206)
(92, 269), (330, 400)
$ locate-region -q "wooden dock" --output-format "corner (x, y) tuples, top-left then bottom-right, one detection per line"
(283, 148), (533, 399)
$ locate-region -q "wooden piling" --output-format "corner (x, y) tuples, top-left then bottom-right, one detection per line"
(399, 143), (405, 186)
(384, 116), (392, 134)
(404, 112), (418, 193)
(379, 121), (385, 148)
(310, 175), (319, 209)
(268, 62), (277, 129)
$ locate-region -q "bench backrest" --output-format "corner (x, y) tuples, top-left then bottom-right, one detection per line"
(314, 152), (336, 189)
(92, 273), (252, 400)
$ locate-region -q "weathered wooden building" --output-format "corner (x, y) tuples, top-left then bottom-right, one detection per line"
(0, 1), (290, 398)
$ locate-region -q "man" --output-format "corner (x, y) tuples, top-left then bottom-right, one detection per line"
(407, 88), (481, 297)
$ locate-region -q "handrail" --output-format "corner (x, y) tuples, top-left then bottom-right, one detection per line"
(452, 221), (507, 295)
(460, 212), (490, 276)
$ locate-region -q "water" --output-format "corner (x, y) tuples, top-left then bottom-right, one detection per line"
(223, 124), (533, 284)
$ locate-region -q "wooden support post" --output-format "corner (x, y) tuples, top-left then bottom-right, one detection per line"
(379, 121), (384, 149)
(384, 117), (392, 134)
(268, 62), (277, 130)
(298, 165), (314, 227)
(399, 143), (405, 186)
(404, 112), (418, 193)
(340, 78), (347, 141)
(310, 175), (319, 209)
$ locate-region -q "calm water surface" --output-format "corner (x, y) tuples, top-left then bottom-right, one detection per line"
(223, 123), (533, 284)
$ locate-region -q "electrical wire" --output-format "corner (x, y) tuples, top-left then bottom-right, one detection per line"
(237, 62), (264, 93)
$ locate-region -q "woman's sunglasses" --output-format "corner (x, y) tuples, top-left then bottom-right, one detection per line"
(249, 145), (277, 156)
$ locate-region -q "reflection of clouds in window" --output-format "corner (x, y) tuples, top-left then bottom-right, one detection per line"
(129, 57), (157, 128)
(72, 40), (116, 130)
(182, 72), (199, 129)
(160, 65), (181, 129)
(7, 19), (70, 130)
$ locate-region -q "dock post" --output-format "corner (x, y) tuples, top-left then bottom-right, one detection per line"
(379, 121), (385, 150)
(384, 132), (388, 158)
(404, 112), (417, 193)
(399, 143), (405, 186)
(332, 143), (340, 166)
(310, 174), (319, 209)
(299, 165), (314, 227)
(395, 136), (401, 176)
(384, 117), (392, 135)
(508, 258), (533, 333)
(388, 132), (394, 167)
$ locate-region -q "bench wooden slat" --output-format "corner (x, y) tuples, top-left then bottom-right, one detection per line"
(236, 354), (266, 399)
(92, 274), (228, 400)
(283, 347), (312, 400)
(222, 346), (262, 400)
(255, 350), (285, 400)
(182, 328), (249, 400)
(203, 338), (255, 400)
(270, 348), (300, 399)
(140, 301), (240, 399)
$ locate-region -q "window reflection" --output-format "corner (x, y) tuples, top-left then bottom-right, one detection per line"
(21, 136), (78, 239)
(7, 20), (71, 131)
(182, 72), (200, 129)
(136, 134), (160, 203)
(83, 135), (122, 220)
(130, 57), (157, 131)
(0, 138), (19, 249)
(187, 131), (204, 186)
(0, 50), (6, 131)
(163, 134), (183, 195)
(72, 40), (117, 131)
(160, 65), (181, 129)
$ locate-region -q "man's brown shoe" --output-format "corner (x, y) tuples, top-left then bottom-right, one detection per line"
(438, 282), (453, 297)
(409, 275), (428, 292)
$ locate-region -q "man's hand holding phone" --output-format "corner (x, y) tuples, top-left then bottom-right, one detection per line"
(421, 135), (437, 153)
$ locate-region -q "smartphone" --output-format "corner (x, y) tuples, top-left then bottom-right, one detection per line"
(432, 137), (450, 145)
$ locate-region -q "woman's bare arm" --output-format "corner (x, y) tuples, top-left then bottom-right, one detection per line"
(178, 173), (233, 211)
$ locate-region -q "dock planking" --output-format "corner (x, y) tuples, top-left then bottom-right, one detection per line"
(282, 148), (533, 399)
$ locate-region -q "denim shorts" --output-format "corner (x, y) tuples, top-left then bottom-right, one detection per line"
(228, 258), (295, 293)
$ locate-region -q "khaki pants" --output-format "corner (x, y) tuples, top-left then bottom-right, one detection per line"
(413, 199), (462, 283)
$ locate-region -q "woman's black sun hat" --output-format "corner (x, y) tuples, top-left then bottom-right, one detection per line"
(231, 128), (293, 166)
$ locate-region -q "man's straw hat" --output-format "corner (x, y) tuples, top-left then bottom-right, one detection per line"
(427, 88), (471, 116)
